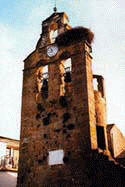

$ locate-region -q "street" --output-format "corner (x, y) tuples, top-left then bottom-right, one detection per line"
(0, 172), (17, 187)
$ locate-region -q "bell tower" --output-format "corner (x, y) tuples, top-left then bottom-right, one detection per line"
(36, 11), (70, 49)
(17, 11), (110, 187)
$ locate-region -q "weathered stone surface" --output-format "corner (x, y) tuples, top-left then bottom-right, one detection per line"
(17, 12), (125, 187)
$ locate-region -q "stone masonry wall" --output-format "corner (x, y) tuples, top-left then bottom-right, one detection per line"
(17, 41), (98, 187)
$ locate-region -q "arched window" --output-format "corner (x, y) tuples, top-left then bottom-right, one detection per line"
(50, 30), (58, 43)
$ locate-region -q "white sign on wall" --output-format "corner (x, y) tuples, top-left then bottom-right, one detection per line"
(48, 149), (64, 166)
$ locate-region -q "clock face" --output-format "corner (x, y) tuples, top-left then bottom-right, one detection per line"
(47, 45), (58, 57)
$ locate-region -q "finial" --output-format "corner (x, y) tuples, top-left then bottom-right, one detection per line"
(53, 6), (57, 13)
(53, 0), (57, 13)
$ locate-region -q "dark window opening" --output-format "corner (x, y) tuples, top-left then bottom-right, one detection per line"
(96, 126), (106, 150)
(41, 79), (48, 99)
(64, 67), (72, 83)
(59, 96), (68, 107)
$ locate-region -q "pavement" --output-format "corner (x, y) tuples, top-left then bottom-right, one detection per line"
(0, 171), (17, 187)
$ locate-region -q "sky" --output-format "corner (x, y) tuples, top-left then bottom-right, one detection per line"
(0, 0), (125, 139)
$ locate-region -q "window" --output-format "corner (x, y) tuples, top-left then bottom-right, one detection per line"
(96, 126), (106, 150)
(6, 148), (11, 156)
(48, 149), (64, 166)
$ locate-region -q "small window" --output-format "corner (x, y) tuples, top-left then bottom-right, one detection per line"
(96, 126), (106, 150)
(48, 149), (64, 166)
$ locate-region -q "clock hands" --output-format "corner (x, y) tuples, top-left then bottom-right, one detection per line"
(47, 44), (58, 57)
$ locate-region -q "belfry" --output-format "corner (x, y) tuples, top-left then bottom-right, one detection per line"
(17, 10), (125, 187)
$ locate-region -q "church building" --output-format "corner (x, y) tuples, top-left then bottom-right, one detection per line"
(17, 9), (125, 187)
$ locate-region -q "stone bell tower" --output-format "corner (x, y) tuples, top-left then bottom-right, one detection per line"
(17, 11), (110, 187)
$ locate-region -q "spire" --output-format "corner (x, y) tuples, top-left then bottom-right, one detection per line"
(53, 0), (57, 13)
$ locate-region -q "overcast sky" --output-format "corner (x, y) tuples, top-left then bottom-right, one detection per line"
(0, 0), (125, 139)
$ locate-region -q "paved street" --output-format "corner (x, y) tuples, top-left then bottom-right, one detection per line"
(0, 172), (17, 187)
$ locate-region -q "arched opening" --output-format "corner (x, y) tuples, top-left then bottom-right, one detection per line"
(96, 126), (106, 150)
(64, 58), (72, 83)
(93, 75), (105, 98)
(63, 58), (72, 96)
(41, 65), (48, 99)
(49, 23), (58, 43)
(50, 30), (58, 43)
